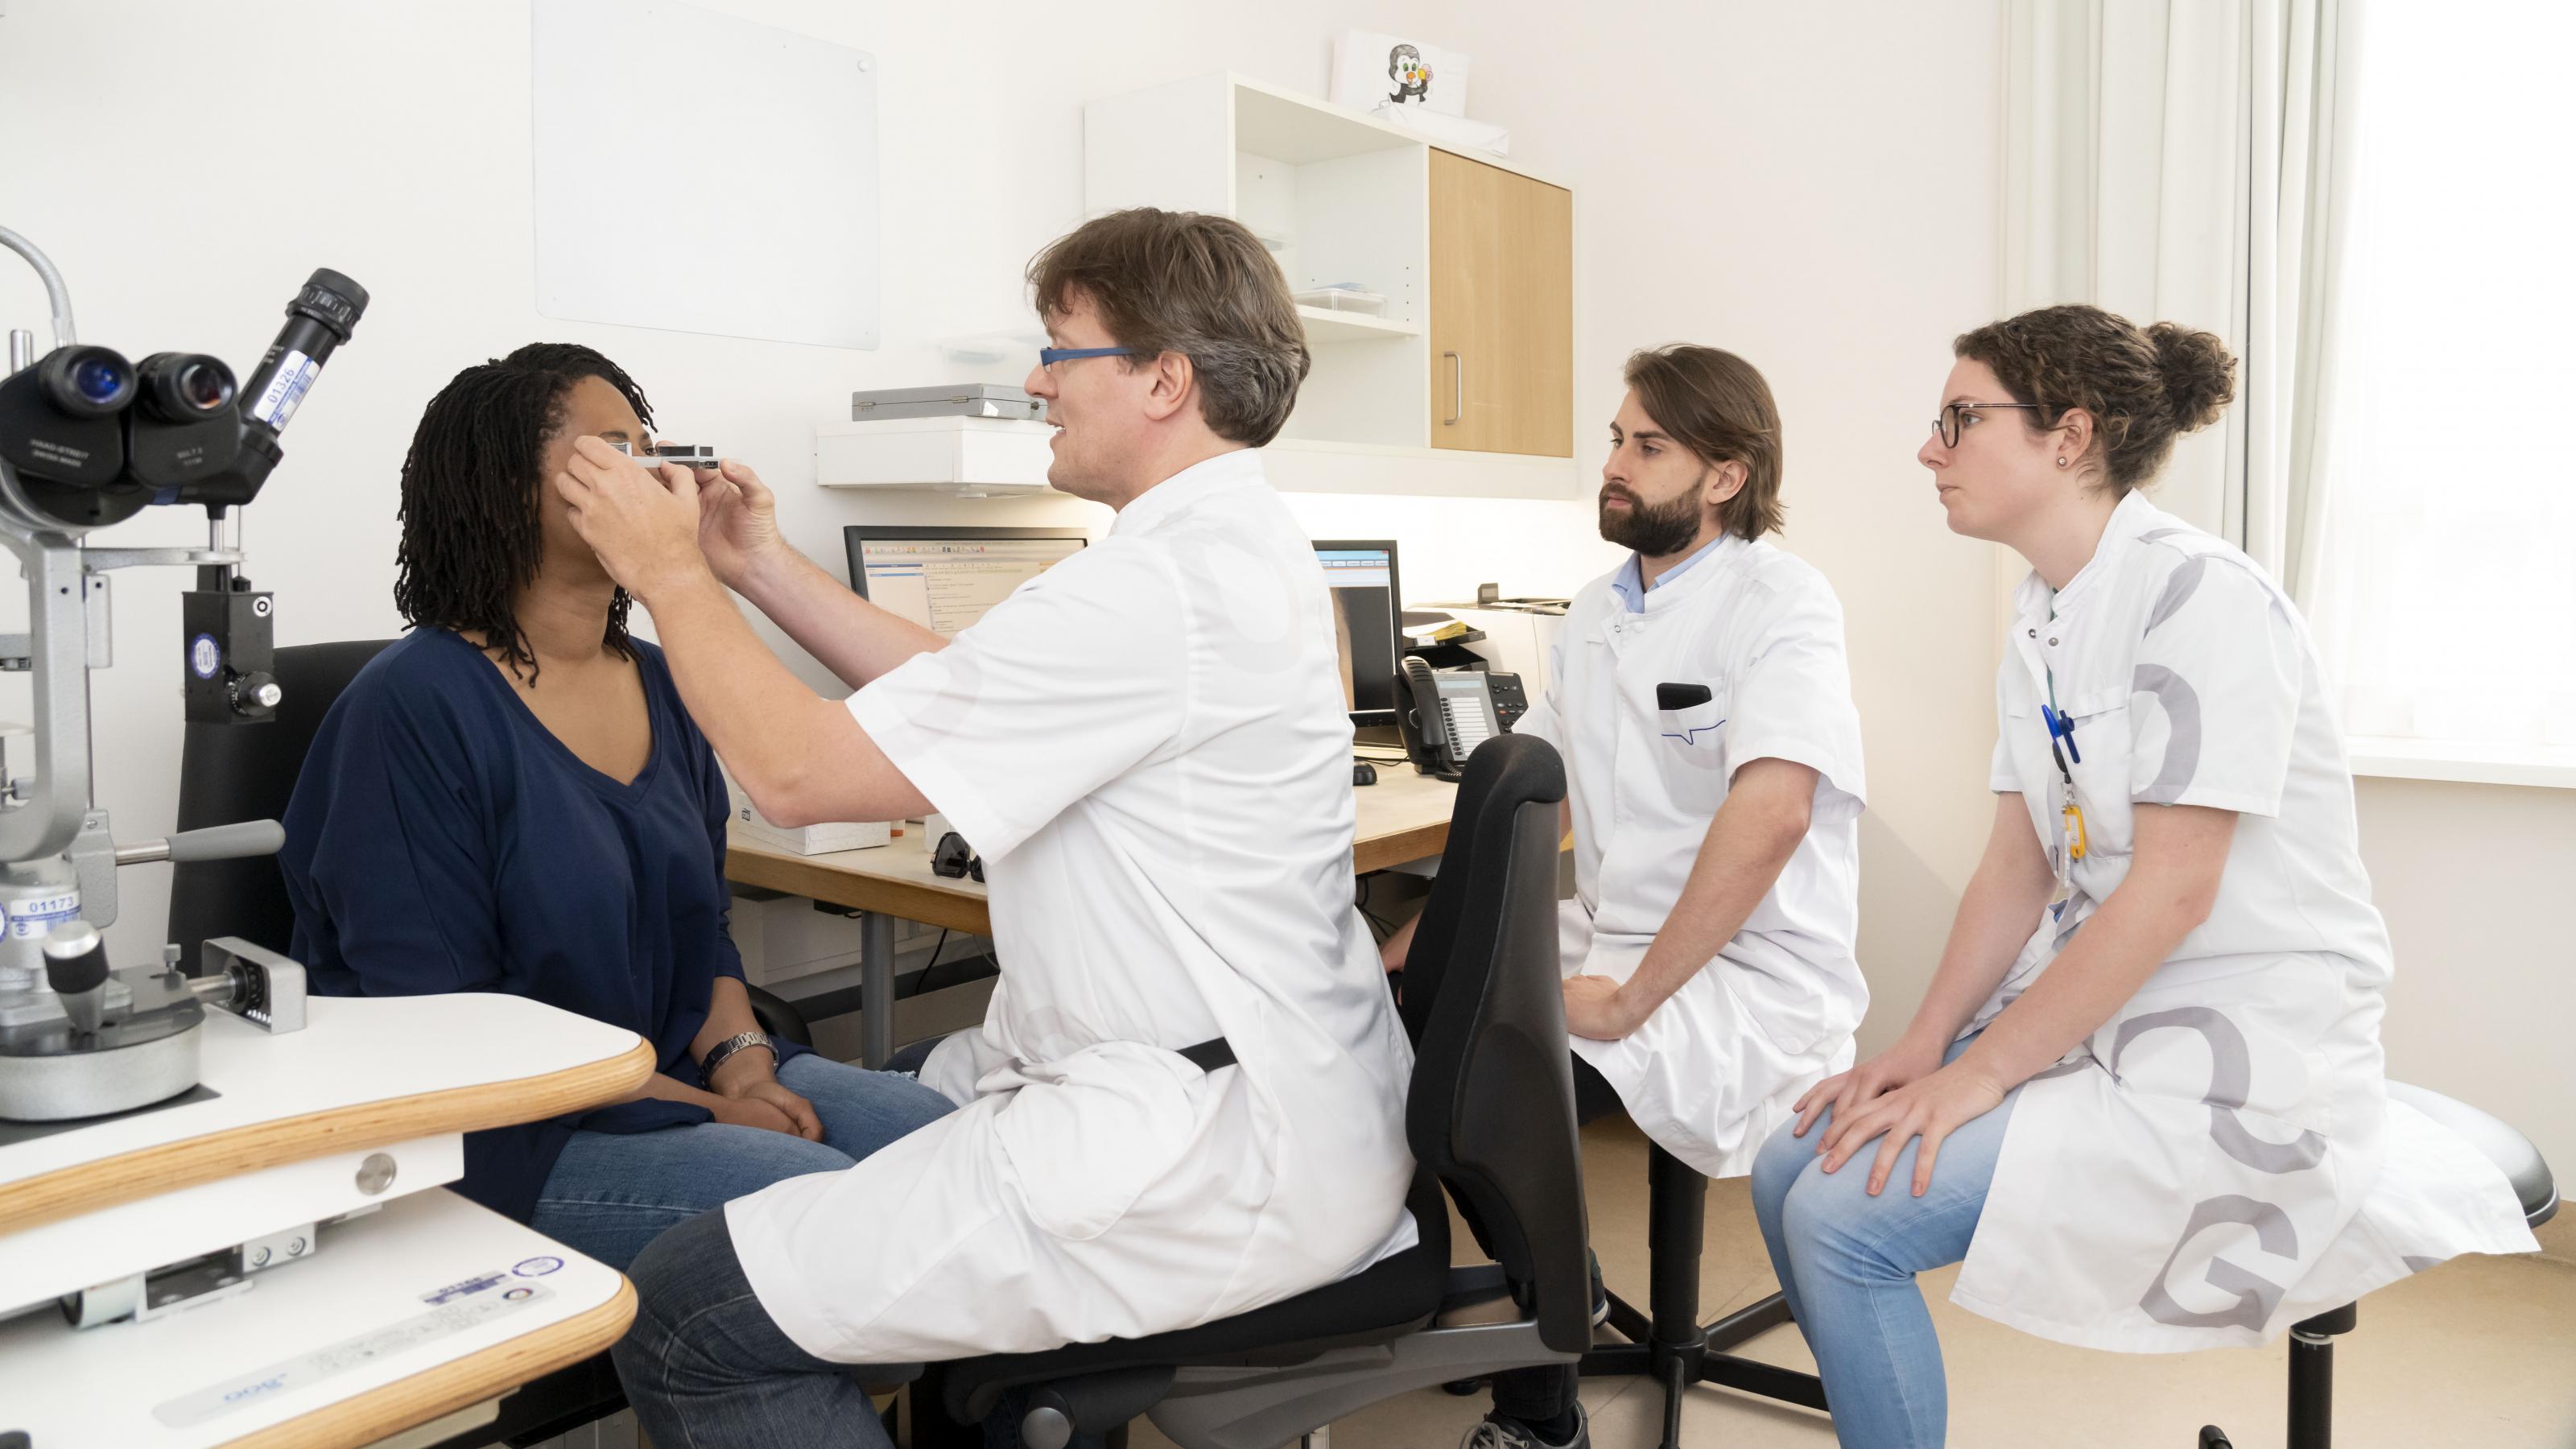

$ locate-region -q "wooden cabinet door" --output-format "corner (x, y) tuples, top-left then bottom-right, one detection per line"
(1428, 150), (1574, 457)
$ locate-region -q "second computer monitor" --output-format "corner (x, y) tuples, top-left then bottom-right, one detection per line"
(844, 525), (1088, 637)
(1314, 539), (1404, 728)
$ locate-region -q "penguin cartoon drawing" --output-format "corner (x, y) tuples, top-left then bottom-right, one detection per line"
(1386, 43), (1433, 105)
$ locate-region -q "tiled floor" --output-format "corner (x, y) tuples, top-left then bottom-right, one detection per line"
(1127, 1117), (2576, 1449)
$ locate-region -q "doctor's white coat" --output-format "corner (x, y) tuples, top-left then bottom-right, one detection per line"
(723, 451), (1418, 1364)
(1954, 493), (2536, 1352)
(1517, 535), (1868, 1179)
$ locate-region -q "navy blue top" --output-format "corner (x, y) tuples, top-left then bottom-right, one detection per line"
(279, 629), (804, 1223)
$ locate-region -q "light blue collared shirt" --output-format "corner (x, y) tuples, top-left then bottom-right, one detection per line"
(1608, 535), (1732, 613)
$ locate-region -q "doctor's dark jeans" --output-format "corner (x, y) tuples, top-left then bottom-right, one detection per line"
(1748, 1033), (2021, 1449)
(615, 1208), (1100, 1449)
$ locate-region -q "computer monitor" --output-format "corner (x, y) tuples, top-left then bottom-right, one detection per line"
(844, 526), (1088, 637)
(1314, 539), (1404, 727)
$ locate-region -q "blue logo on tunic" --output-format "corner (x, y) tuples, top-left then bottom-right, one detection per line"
(1662, 718), (1726, 745)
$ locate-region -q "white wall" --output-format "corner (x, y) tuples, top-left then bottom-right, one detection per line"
(1409, 0), (2009, 1050)
(0, 0), (1470, 963)
(2356, 778), (2576, 1176)
(4, 0), (2007, 1066)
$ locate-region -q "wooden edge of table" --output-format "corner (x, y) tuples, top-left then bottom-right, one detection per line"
(1354, 823), (1451, 877)
(223, 1274), (638, 1449)
(0, 1038), (657, 1237)
(727, 844), (994, 935)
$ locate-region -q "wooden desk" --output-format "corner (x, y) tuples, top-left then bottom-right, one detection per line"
(726, 769), (1460, 1065)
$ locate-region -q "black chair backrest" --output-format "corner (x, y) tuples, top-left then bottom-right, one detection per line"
(168, 638), (394, 964)
(1401, 732), (1591, 1354)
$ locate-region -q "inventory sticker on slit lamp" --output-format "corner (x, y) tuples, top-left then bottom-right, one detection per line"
(154, 1267), (555, 1428)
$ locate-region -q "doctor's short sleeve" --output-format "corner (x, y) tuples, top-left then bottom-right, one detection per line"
(1724, 570), (1867, 821)
(1510, 617), (1572, 754)
(2126, 555), (2302, 817)
(1989, 660), (2020, 794)
(848, 543), (1188, 861)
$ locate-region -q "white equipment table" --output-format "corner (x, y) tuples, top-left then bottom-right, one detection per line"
(0, 992), (652, 1448)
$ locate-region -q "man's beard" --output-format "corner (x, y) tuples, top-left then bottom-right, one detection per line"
(1597, 478), (1705, 557)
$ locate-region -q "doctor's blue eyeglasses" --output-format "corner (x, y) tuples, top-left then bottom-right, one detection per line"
(1933, 400), (2049, 447)
(1038, 345), (1137, 370)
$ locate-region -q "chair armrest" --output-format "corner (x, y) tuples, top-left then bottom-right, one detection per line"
(746, 985), (813, 1048)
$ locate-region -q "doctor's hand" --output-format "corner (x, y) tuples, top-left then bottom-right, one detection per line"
(1811, 1060), (2004, 1198)
(694, 459), (786, 591)
(554, 436), (715, 603)
(1562, 974), (1649, 1041)
(1790, 1029), (1949, 1139)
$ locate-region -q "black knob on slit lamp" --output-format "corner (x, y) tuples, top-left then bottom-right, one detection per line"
(43, 921), (111, 1034)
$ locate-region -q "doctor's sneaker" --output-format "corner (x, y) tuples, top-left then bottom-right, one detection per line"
(1462, 1405), (1591, 1449)
(1588, 1249), (1608, 1327)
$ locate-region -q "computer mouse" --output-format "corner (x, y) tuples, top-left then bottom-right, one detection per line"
(1352, 762), (1378, 786)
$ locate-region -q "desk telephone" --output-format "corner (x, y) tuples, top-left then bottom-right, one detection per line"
(1394, 657), (1527, 779)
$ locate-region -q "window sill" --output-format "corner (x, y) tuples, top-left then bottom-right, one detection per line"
(2346, 737), (2576, 791)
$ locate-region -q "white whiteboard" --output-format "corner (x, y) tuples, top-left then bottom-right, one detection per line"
(531, 0), (879, 349)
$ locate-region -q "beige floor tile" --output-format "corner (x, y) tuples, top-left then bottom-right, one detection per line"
(1127, 1117), (2574, 1448)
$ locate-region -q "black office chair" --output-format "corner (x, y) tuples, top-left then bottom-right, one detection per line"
(1576, 1144), (1827, 1447)
(912, 733), (1588, 1449)
(2199, 1083), (2557, 1449)
(167, 637), (812, 1449)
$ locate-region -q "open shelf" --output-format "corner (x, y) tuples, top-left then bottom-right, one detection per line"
(1298, 305), (1422, 343)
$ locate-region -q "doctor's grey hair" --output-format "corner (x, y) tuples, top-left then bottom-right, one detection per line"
(1953, 306), (2237, 493)
(1027, 208), (1311, 448)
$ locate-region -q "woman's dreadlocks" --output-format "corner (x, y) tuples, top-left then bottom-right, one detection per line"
(391, 343), (656, 683)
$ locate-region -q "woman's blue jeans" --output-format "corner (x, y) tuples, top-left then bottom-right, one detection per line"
(533, 1053), (955, 1272)
(1748, 1034), (2021, 1449)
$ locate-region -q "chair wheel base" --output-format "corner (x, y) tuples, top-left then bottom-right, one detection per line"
(1443, 1377), (1488, 1396)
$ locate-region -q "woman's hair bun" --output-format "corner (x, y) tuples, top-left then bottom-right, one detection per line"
(2145, 321), (2236, 434)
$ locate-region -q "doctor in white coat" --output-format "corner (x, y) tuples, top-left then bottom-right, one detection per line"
(1750, 305), (2537, 1449)
(1385, 345), (1867, 1449)
(558, 208), (1418, 1449)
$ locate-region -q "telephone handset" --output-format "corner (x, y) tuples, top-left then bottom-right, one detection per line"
(1394, 658), (1520, 780)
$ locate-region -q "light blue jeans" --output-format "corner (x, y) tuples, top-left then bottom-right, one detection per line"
(533, 1053), (955, 1272)
(1748, 1034), (2021, 1449)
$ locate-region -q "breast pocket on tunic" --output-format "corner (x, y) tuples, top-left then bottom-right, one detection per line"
(2058, 684), (2136, 860)
(1653, 682), (1731, 805)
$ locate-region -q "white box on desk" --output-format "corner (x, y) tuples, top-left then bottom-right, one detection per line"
(732, 802), (891, 855)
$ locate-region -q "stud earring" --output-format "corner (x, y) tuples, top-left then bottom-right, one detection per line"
(2055, 456), (2070, 469)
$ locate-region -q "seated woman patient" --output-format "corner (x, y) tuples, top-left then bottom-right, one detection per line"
(281, 343), (952, 1270)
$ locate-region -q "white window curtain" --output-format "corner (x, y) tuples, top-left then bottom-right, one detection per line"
(2304, 5), (2576, 750)
(2000, 0), (2355, 596)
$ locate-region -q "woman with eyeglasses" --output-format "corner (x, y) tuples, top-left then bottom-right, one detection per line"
(1745, 305), (2536, 1447)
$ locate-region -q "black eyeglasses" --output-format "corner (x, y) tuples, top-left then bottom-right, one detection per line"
(1932, 401), (2049, 448)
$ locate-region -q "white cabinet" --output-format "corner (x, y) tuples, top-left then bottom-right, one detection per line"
(1085, 74), (1579, 493)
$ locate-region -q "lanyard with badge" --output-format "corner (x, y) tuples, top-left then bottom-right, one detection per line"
(2039, 620), (2087, 882)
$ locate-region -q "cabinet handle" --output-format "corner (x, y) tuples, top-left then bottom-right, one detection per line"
(1443, 351), (1463, 426)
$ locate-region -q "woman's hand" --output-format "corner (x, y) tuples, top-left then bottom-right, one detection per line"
(1790, 1028), (1949, 1138)
(1812, 1061), (2006, 1198)
(729, 1079), (823, 1141)
(695, 460), (786, 592)
(706, 1092), (803, 1137)
(706, 1046), (824, 1141)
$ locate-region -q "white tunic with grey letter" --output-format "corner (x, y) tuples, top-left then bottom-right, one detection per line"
(1954, 492), (2536, 1352)
(723, 449), (1418, 1363)
(1516, 535), (1868, 1179)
